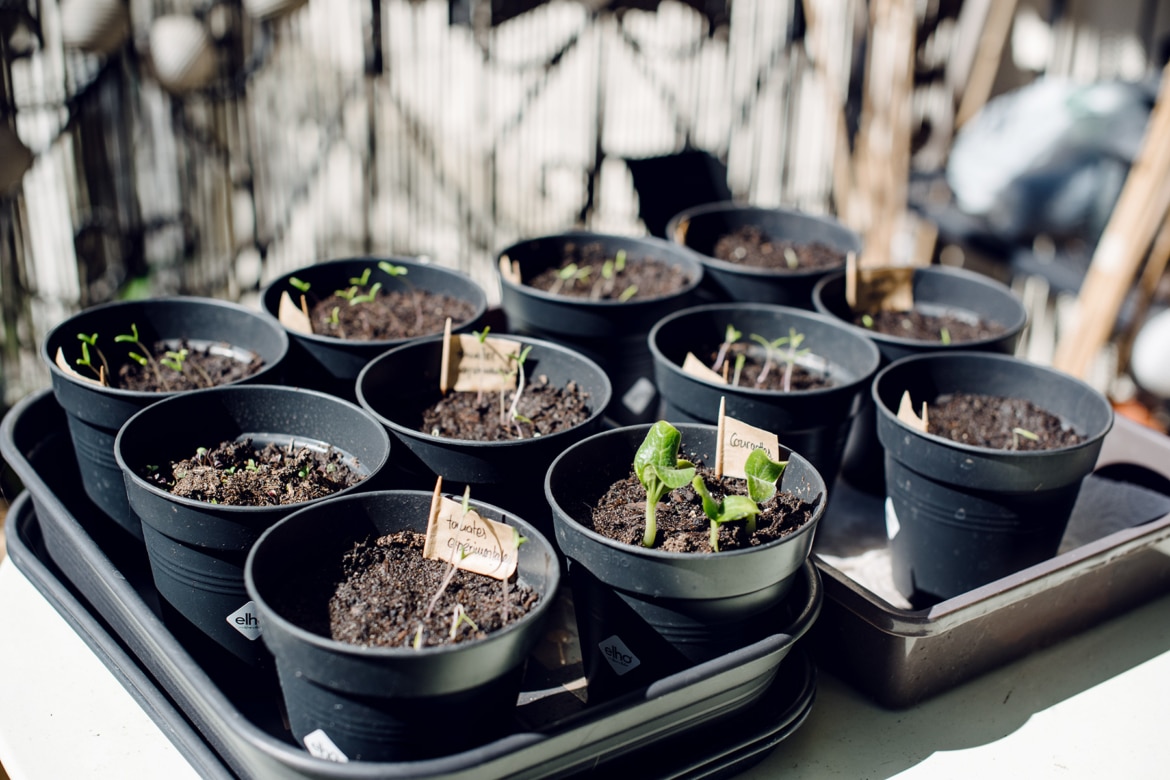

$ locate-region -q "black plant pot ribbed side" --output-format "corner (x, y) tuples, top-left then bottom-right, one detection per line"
(115, 385), (391, 670)
(545, 423), (826, 702)
(649, 303), (880, 483)
(873, 352), (1113, 603)
(666, 202), (860, 309)
(813, 265), (1028, 494)
(245, 490), (561, 763)
(261, 257), (488, 401)
(356, 333), (612, 538)
(496, 231), (703, 426)
(41, 297), (291, 539)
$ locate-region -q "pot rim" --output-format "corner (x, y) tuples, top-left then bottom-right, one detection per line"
(812, 266), (1029, 350)
(648, 301), (881, 399)
(665, 201), (857, 280)
(260, 256), (488, 348)
(41, 295), (290, 401)
(545, 422), (827, 562)
(245, 489), (561, 659)
(114, 384), (391, 516)
(355, 333), (613, 449)
(494, 230), (705, 305)
(872, 350), (1115, 458)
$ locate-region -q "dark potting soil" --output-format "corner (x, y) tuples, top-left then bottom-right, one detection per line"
(145, 437), (366, 505)
(526, 241), (692, 301)
(306, 289), (476, 341)
(420, 375), (593, 440)
(706, 342), (835, 392)
(855, 308), (1006, 343)
(590, 464), (818, 553)
(713, 225), (846, 272)
(114, 341), (264, 392)
(328, 529), (539, 648)
(928, 392), (1085, 451)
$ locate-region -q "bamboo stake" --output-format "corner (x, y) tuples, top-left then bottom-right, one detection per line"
(1052, 62), (1170, 379)
(955, 0), (1019, 129)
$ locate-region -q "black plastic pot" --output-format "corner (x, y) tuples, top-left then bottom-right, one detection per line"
(813, 265), (1028, 493)
(649, 303), (881, 482)
(41, 297), (290, 538)
(546, 423), (826, 701)
(356, 334), (611, 536)
(115, 385), (391, 670)
(873, 352), (1114, 603)
(666, 202), (859, 308)
(261, 257), (488, 400)
(245, 490), (561, 763)
(495, 231), (702, 425)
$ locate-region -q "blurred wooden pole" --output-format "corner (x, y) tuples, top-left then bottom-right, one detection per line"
(1053, 61), (1170, 379)
(955, 0), (1019, 129)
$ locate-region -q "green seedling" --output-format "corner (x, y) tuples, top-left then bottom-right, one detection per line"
(474, 331), (534, 437)
(592, 250), (629, 299)
(690, 448), (786, 551)
(618, 284), (638, 302)
(74, 332), (110, 382)
(329, 306), (340, 325)
(783, 247), (799, 269)
(289, 277), (311, 293)
(749, 328), (809, 392)
(448, 604), (479, 640)
(861, 313), (874, 329)
(115, 323), (165, 386)
(732, 353), (746, 386)
(349, 282), (382, 305)
(377, 261), (424, 330)
(1011, 426), (1040, 450)
(778, 327), (810, 393)
(633, 421), (697, 548)
(712, 323), (743, 373)
(549, 262), (592, 295)
(940, 327), (951, 346)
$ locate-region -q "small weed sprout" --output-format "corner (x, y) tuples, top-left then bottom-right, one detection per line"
(633, 421), (697, 548)
(712, 323), (743, 373)
(1011, 426), (1040, 450)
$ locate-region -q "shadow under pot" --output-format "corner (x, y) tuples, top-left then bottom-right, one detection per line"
(873, 352), (1114, 605)
(41, 296), (290, 539)
(495, 231), (702, 426)
(813, 265), (1028, 494)
(245, 490), (561, 763)
(666, 202), (860, 309)
(355, 333), (612, 538)
(649, 302), (881, 483)
(261, 256), (488, 401)
(545, 422), (826, 702)
(115, 385), (391, 672)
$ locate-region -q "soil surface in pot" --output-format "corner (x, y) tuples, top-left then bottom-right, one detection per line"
(145, 438), (366, 505)
(854, 309), (1006, 343)
(306, 289), (477, 341)
(525, 241), (692, 301)
(703, 343), (834, 392)
(590, 464), (818, 553)
(327, 530), (540, 648)
(713, 225), (846, 272)
(108, 341), (264, 392)
(420, 375), (593, 441)
(928, 392), (1085, 451)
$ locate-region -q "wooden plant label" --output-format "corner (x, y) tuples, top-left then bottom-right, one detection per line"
(55, 347), (107, 387)
(440, 318), (521, 394)
(897, 390), (928, 432)
(423, 479), (520, 580)
(278, 290), (314, 335)
(682, 352), (727, 384)
(498, 254), (521, 285)
(845, 251), (914, 313)
(715, 397), (781, 480)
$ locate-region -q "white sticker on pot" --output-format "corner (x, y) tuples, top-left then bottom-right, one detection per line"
(885, 498), (901, 540)
(622, 377), (657, 415)
(303, 729), (349, 763)
(598, 635), (641, 676)
(226, 600), (262, 640)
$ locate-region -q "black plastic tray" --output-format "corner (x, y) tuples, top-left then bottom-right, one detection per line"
(1, 390), (819, 779)
(811, 414), (1170, 708)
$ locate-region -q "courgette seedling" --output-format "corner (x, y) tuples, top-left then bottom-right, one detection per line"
(633, 421), (697, 548)
(690, 448), (786, 551)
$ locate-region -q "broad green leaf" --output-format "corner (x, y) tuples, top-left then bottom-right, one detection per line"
(634, 421), (682, 485)
(745, 448), (787, 504)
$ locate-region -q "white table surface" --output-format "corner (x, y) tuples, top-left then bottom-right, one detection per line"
(2, 553), (1169, 779)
